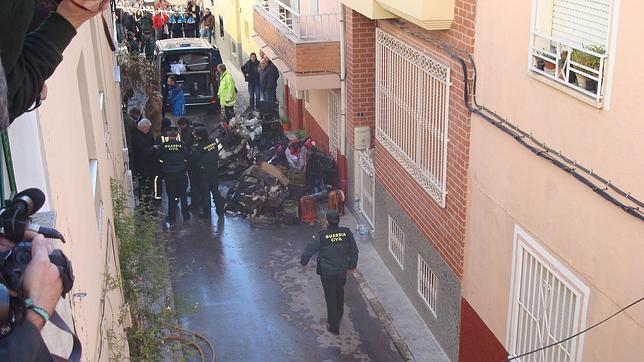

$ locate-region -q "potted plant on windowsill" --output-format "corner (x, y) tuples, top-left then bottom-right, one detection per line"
(570, 45), (605, 93)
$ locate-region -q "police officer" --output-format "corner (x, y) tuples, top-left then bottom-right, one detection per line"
(158, 126), (190, 224)
(190, 127), (225, 217)
(300, 210), (359, 335)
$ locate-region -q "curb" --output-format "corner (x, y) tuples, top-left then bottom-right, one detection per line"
(352, 269), (415, 361)
(316, 205), (415, 361)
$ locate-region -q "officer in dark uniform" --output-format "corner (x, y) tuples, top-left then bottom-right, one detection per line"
(300, 210), (359, 335)
(159, 126), (190, 224)
(190, 127), (225, 217)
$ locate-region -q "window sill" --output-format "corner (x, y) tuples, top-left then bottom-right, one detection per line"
(528, 72), (604, 109)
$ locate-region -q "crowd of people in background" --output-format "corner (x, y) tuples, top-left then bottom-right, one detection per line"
(118, 1), (283, 226)
(115, 0), (216, 58)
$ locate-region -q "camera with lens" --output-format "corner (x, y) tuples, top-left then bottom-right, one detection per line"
(0, 188), (74, 336)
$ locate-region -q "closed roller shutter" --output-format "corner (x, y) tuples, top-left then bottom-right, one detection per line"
(551, 0), (611, 47)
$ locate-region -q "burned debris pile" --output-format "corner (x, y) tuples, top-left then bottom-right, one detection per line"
(213, 114), (342, 224)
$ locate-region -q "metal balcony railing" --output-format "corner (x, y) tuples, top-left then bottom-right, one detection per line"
(530, 32), (608, 104)
(256, 0), (340, 41)
(0, 131), (17, 207)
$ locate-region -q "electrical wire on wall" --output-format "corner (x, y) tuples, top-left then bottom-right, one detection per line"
(389, 20), (644, 222)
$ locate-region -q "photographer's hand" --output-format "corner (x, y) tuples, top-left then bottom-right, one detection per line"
(57, 0), (108, 29)
(23, 235), (63, 330)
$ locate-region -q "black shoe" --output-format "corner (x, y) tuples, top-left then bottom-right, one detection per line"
(183, 213), (191, 221)
(326, 324), (339, 336)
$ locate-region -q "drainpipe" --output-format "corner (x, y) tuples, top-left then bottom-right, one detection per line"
(339, 4), (347, 156)
(337, 3), (348, 195)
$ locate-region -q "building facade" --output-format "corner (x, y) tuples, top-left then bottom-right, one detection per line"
(252, 0), (346, 188)
(341, 0), (474, 360)
(208, 0), (261, 66)
(464, 0), (644, 360)
(5, 14), (130, 361)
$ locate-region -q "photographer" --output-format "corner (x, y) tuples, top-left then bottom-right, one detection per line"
(0, 232), (63, 360)
(1, 0), (107, 122)
(0, 50), (72, 362)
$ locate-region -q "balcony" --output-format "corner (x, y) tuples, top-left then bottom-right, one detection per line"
(253, 0), (341, 90)
(341, 0), (454, 29)
(256, 0), (340, 41)
(530, 32), (607, 105)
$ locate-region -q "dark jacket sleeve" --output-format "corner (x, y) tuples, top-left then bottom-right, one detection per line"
(6, 12), (77, 121)
(300, 234), (320, 266)
(0, 321), (51, 362)
(347, 232), (359, 270)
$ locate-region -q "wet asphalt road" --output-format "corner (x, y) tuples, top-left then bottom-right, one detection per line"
(166, 214), (403, 362)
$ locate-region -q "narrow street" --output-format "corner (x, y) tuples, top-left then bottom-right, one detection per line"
(163, 57), (403, 361)
(167, 216), (403, 361)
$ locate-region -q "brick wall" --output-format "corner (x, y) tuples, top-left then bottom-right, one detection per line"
(372, 0), (475, 279)
(345, 8), (376, 148)
(254, 9), (340, 74)
(459, 298), (508, 362)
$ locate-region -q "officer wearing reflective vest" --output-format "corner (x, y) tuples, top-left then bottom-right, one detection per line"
(158, 126), (190, 224)
(300, 210), (358, 335)
(189, 127), (225, 217)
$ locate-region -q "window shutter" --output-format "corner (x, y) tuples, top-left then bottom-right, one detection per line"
(551, 0), (611, 47)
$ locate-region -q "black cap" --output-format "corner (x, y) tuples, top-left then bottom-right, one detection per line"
(326, 210), (340, 224)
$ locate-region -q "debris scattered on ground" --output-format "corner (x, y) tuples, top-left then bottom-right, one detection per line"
(218, 114), (339, 224)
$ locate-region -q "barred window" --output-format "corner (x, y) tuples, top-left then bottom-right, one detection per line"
(375, 29), (450, 207)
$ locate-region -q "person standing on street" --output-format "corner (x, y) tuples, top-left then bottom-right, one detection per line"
(169, 10), (184, 38)
(183, 11), (197, 38)
(166, 75), (186, 119)
(217, 64), (237, 124)
(158, 125), (190, 225)
(241, 52), (260, 112)
(201, 8), (215, 43)
(259, 56), (279, 116)
(131, 118), (158, 210)
(300, 210), (359, 335)
(152, 10), (168, 41)
(190, 127), (226, 217)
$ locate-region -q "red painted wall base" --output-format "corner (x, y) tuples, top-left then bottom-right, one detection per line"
(459, 298), (508, 362)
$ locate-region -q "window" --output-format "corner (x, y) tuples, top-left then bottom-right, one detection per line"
(376, 29), (450, 207)
(388, 216), (404, 269)
(529, 0), (613, 103)
(417, 254), (438, 316)
(507, 226), (589, 361)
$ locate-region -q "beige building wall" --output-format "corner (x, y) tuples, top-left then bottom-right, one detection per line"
(305, 89), (330, 134)
(465, 0), (644, 360)
(9, 16), (129, 361)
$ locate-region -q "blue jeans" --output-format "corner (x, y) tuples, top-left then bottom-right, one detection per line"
(202, 28), (213, 43)
(248, 82), (260, 110)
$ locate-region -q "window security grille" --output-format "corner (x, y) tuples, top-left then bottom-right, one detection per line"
(387, 216), (404, 269)
(417, 254), (438, 316)
(375, 29), (450, 207)
(508, 227), (589, 361)
(359, 149), (375, 228)
(328, 91), (340, 159)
